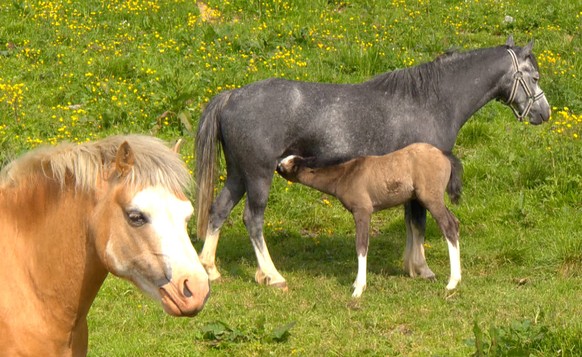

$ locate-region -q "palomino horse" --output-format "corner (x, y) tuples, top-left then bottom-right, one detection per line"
(0, 135), (210, 356)
(195, 37), (551, 290)
(277, 143), (463, 297)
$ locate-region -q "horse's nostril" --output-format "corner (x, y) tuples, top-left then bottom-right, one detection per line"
(182, 279), (193, 298)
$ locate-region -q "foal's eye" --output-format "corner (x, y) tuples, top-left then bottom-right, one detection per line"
(126, 209), (149, 227)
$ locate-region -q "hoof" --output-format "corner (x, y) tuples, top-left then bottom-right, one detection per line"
(404, 262), (435, 280)
(418, 268), (436, 281)
(352, 285), (366, 298)
(411, 267), (436, 281)
(255, 270), (288, 291)
(423, 273), (437, 282)
(446, 279), (460, 290)
(271, 281), (289, 292)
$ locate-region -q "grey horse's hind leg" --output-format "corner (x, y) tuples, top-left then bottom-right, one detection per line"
(403, 200), (436, 280)
(199, 173), (246, 281)
(243, 173), (287, 290)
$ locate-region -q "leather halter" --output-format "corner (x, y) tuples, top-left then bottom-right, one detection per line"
(505, 48), (546, 121)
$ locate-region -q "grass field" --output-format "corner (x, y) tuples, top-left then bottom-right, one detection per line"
(1, 0), (581, 356)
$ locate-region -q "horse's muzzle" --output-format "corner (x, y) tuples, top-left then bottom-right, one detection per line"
(159, 277), (210, 317)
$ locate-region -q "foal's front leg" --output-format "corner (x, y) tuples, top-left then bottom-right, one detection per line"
(352, 209), (372, 298)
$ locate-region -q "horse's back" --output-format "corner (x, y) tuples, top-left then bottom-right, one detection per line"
(366, 143), (450, 189)
(214, 77), (417, 166)
(221, 77), (365, 128)
(402, 143), (451, 173)
(217, 78), (359, 164)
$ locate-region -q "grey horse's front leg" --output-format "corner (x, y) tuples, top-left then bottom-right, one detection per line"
(243, 176), (288, 290)
(403, 201), (436, 280)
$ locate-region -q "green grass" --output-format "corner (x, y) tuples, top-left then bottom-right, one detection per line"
(1, 0), (581, 356)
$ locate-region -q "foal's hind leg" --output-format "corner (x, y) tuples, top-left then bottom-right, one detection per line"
(199, 173), (246, 281)
(426, 203), (461, 290)
(439, 209), (461, 290)
(403, 201), (436, 280)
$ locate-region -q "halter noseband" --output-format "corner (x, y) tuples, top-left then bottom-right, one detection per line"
(504, 48), (545, 121)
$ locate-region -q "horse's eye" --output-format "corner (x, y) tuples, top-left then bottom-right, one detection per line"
(126, 209), (149, 227)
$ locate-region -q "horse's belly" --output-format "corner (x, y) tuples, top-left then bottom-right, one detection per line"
(372, 180), (414, 211)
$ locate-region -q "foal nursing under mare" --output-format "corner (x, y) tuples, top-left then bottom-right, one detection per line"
(195, 37), (550, 290)
(0, 135), (209, 356)
(277, 143), (462, 297)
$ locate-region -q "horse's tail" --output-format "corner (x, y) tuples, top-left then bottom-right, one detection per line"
(445, 152), (463, 205)
(195, 91), (232, 240)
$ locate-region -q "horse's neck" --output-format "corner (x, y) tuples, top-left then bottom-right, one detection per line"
(297, 165), (345, 196)
(436, 49), (508, 128)
(33, 191), (107, 316)
(0, 184), (107, 341)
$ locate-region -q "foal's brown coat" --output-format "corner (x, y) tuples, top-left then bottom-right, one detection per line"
(0, 135), (209, 356)
(277, 143), (462, 297)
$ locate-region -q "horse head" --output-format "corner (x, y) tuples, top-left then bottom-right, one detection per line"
(277, 155), (308, 182)
(500, 36), (551, 124)
(92, 140), (209, 317)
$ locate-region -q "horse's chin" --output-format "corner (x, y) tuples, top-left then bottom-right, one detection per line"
(528, 106), (551, 125)
(528, 114), (546, 125)
(159, 297), (196, 317)
(159, 290), (201, 317)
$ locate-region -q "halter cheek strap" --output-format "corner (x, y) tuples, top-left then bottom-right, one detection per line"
(505, 48), (546, 121)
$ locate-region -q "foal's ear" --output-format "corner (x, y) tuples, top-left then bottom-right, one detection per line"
(115, 141), (135, 178)
(505, 35), (515, 48)
(172, 138), (183, 154)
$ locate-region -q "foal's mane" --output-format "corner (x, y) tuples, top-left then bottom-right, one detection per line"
(0, 135), (191, 194)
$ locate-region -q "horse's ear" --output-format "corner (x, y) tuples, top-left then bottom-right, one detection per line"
(172, 138), (183, 154)
(522, 40), (534, 55)
(115, 141), (135, 178)
(505, 35), (515, 48)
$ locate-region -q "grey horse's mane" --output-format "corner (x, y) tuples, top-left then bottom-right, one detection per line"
(0, 135), (191, 194)
(364, 46), (507, 98)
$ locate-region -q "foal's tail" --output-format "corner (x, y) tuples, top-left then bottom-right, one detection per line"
(195, 91), (232, 240)
(445, 152), (463, 204)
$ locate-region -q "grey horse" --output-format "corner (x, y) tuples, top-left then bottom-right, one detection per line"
(195, 37), (550, 290)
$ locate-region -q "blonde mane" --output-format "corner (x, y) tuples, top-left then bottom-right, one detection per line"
(0, 135), (192, 194)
